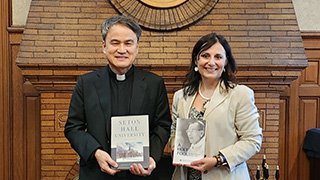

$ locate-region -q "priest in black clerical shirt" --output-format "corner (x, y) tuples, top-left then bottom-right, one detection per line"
(64, 15), (172, 180)
(108, 65), (134, 116)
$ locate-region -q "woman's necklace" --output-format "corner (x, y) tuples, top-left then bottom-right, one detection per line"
(198, 87), (211, 100)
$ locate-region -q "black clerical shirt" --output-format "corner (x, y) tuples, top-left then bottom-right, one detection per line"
(107, 65), (138, 178)
(107, 65), (134, 116)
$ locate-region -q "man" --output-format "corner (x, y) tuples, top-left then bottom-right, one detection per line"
(64, 15), (171, 179)
(186, 121), (205, 156)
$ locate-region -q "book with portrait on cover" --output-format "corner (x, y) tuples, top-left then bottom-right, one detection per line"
(173, 118), (206, 165)
(111, 115), (149, 169)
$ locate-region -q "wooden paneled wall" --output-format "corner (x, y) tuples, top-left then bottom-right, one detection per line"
(6, 31), (320, 179)
(4, 31), (319, 180)
(280, 32), (320, 180)
(2, 0), (319, 180)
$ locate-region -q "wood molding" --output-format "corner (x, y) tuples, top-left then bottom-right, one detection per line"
(7, 26), (24, 33)
(0, 0), (11, 179)
(13, 81), (41, 180)
(23, 81), (41, 180)
(16, 63), (306, 92)
(301, 31), (320, 38)
(279, 97), (289, 180)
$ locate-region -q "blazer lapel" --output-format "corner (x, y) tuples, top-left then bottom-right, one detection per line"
(94, 67), (112, 139)
(183, 94), (196, 118)
(130, 67), (147, 114)
(204, 82), (228, 119)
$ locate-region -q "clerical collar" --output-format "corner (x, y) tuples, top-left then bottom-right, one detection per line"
(107, 65), (134, 81)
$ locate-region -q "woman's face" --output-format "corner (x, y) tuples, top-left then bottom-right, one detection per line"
(195, 42), (227, 82)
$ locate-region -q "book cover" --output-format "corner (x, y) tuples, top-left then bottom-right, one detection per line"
(173, 118), (206, 165)
(111, 115), (149, 169)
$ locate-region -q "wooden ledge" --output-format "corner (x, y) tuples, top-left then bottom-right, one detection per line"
(17, 63), (307, 92)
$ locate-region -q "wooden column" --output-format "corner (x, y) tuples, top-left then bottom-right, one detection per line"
(24, 82), (41, 180)
(0, 0), (11, 179)
(12, 81), (41, 180)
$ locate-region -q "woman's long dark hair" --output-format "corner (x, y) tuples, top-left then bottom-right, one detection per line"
(183, 33), (237, 97)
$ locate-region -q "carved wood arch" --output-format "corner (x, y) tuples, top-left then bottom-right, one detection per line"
(109, 0), (219, 30)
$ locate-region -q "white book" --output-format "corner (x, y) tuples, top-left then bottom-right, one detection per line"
(173, 118), (206, 165)
(111, 115), (149, 169)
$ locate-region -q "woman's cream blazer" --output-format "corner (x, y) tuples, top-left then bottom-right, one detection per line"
(170, 83), (263, 180)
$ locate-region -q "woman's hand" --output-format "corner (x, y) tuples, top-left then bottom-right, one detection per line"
(184, 156), (217, 173)
(171, 146), (184, 167)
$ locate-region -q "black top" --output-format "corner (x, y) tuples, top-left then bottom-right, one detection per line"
(65, 65), (172, 180)
(107, 65), (134, 116)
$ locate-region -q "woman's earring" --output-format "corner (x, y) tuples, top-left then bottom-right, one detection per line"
(223, 68), (226, 72)
(194, 66), (198, 72)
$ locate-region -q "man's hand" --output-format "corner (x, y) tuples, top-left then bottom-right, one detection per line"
(129, 157), (156, 177)
(95, 149), (121, 176)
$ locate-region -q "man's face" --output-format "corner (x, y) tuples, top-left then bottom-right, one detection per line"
(102, 23), (139, 74)
(186, 123), (204, 144)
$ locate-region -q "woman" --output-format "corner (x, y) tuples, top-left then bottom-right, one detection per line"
(170, 33), (262, 180)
